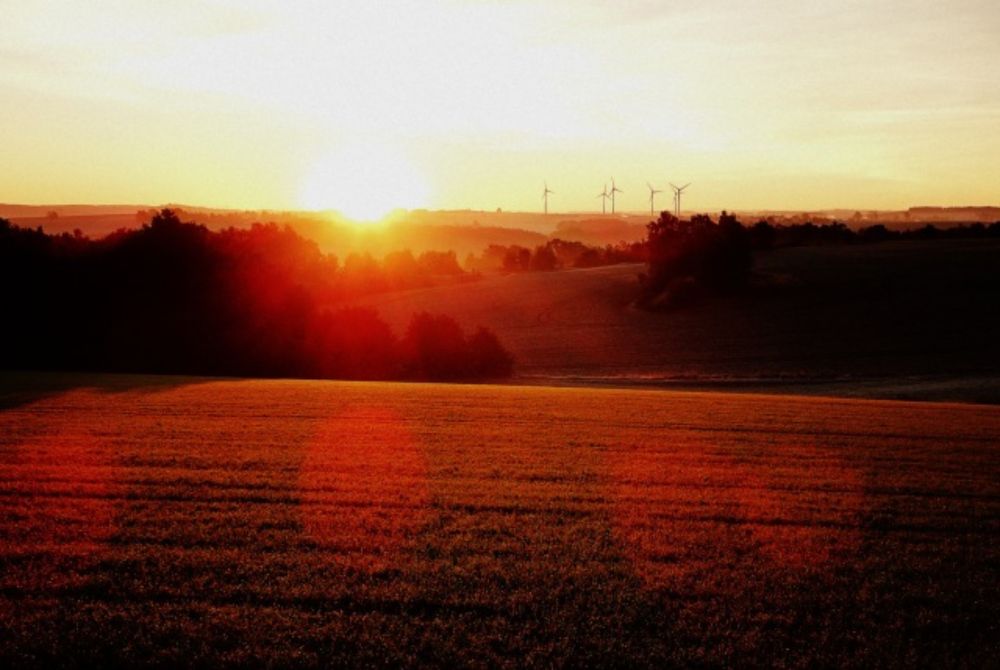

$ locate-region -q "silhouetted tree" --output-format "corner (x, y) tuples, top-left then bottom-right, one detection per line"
(305, 307), (400, 379)
(399, 313), (514, 380)
(467, 327), (514, 378)
(530, 244), (558, 271)
(858, 224), (894, 242)
(574, 247), (603, 267)
(502, 246), (531, 272)
(417, 250), (463, 276)
(0, 210), (511, 381)
(916, 224), (941, 240)
(402, 312), (470, 379)
(640, 210), (753, 307)
(705, 211), (753, 291)
(750, 220), (776, 249)
(383, 249), (422, 288)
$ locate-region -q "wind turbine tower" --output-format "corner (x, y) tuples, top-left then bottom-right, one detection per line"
(542, 182), (554, 215)
(647, 182), (663, 216)
(597, 184), (610, 214)
(609, 178), (623, 214)
(670, 182), (691, 218)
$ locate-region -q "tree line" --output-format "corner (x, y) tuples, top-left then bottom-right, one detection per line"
(464, 239), (646, 273)
(746, 218), (1000, 249)
(638, 211), (1000, 308)
(0, 210), (512, 380)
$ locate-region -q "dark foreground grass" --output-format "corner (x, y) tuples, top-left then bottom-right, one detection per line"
(1, 375), (999, 667)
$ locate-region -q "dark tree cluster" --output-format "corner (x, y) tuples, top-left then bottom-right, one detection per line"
(0, 211), (513, 381)
(746, 219), (1000, 250)
(638, 210), (1000, 308)
(639, 211), (753, 307)
(337, 248), (468, 295)
(465, 239), (645, 273)
(399, 313), (513, 380)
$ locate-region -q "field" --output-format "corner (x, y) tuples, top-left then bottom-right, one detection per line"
(356, 240), (1000, 403)
(2, 373), (999, 666)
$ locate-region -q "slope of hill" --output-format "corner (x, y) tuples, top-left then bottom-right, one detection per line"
(551, 217), (649, 245)
(353, 240), (1000, 402)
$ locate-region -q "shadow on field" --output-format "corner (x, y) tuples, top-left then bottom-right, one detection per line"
(0, 370), (221, 411)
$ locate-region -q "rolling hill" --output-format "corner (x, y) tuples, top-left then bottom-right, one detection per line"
(353, 240), (1000, 402)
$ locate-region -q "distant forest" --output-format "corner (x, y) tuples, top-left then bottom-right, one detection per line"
(638, 212), (1000, 308)
(746, 218), (1000, 248)
(465, 238), (646, 273)
(471, 214), (1000, 278)
(0, 211), (512, 381)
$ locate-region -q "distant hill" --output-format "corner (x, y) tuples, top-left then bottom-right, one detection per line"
(5, 202), (1000, 259)
(551, 218), (649, 245)
(1, 205), (548, 258)
(906, 206), (1000, 222)
(7, 213), (139, 238)
(300, 220), (548, 258)
(0, 204), (148, 218)
(0, 203), (648, 256)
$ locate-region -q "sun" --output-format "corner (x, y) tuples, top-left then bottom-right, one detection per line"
(299, 143), (430, 222)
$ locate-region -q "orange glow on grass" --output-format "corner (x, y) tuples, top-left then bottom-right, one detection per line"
(609, 434), (865, 589)
(298, 405), (430, 572)
(0, 426), (118, 595)
(726, 444), (865, 568)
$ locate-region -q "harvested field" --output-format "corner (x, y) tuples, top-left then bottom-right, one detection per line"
(1, 374), (999, 666)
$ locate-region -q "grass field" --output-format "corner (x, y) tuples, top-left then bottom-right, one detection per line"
(355, 240), (1000, 403)
(2, 373), (999, 666)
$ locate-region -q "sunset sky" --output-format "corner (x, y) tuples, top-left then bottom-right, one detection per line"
(3, 0), (998, 217)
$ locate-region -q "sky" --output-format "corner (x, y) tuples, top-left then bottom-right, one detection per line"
(2, 0), (999, 217)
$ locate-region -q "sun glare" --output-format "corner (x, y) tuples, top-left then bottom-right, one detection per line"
(299, 144), (430, 222)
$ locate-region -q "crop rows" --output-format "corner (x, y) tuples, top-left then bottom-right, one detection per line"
(1, 377), (999, 666)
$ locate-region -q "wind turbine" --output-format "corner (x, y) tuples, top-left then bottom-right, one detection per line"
(609, 177), (623, 214)
(542, 182), (554, 215)
(597, 184), (610, 214)
(647, 182), (663, 216)
(670, 182), (691, 218)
